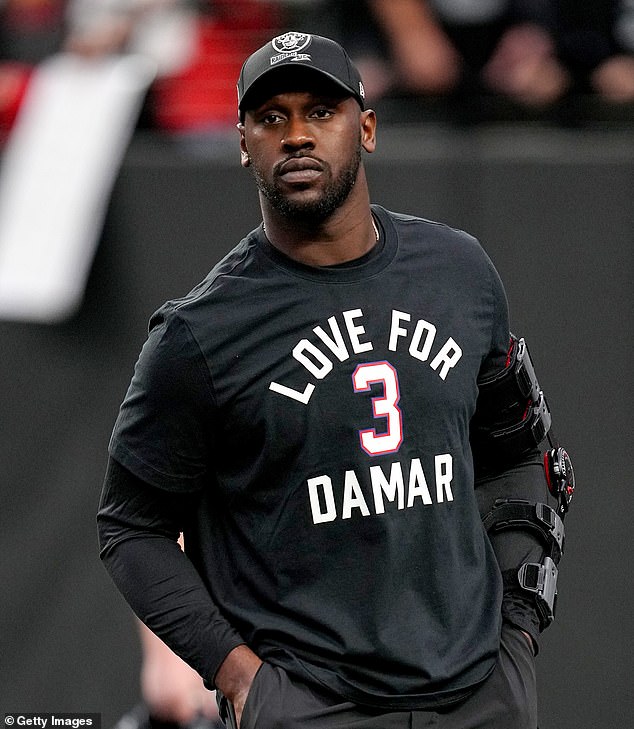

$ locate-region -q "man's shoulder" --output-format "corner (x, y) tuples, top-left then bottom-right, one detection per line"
(165, 232), (260, 306)
(142, 231), (262, 339)
(375, 205), (501, 293)
(375, 205), (482, 249)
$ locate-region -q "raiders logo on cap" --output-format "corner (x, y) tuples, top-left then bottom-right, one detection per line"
(270, 32), (313, 66)
(271, 32), (312, 55)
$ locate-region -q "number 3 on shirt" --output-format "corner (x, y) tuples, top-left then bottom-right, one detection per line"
(352, 361), (403, 456)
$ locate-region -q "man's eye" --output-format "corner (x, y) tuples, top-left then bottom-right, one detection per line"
(261, 112), (283, 124)
(312, 108), (333, 118)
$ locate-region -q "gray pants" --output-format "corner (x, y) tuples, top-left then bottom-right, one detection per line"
(218, 623), (537, 729)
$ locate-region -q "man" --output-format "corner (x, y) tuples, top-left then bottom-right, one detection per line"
(98, 32), (572, 728)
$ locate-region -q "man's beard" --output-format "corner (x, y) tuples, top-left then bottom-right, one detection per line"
(251, 144), (362, 225)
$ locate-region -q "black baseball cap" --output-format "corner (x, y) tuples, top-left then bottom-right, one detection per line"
(237, 32), (366, 118)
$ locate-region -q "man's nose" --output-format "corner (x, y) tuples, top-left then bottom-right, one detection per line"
(281, 117), (315, 151)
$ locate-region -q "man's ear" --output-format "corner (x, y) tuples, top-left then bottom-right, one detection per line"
(361, 109), (377, 154)
(238, 124), (250, 167)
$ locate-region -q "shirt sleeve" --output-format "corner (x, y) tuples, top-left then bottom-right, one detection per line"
(109, 305), (214, 492)
(479, 249), (512, 382)
(97, 456), (245, 686)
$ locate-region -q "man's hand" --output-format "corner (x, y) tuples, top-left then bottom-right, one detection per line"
(520, 629), (537, 655)
(215, 645), (263, 727)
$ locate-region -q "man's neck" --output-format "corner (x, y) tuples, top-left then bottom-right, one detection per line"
(261, 200), (377, 267)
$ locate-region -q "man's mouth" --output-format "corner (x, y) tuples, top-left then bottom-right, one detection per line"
(277, 157), (324, 184)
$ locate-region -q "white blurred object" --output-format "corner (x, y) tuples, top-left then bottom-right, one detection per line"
(0, 53), (156, 323)
(66, 0), (197, 76)
(130, 5), (196, 76)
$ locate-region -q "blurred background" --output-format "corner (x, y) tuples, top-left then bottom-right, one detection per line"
(0, 1), (632, 728)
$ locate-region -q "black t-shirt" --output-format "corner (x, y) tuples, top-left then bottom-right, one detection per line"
(109, 205), (511, 708)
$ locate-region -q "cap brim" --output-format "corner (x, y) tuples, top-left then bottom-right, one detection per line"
(239, 64), (361, 115)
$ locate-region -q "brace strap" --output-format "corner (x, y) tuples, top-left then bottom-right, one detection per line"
(482, 498), (565, 563)
(473, 336), (552, 460)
